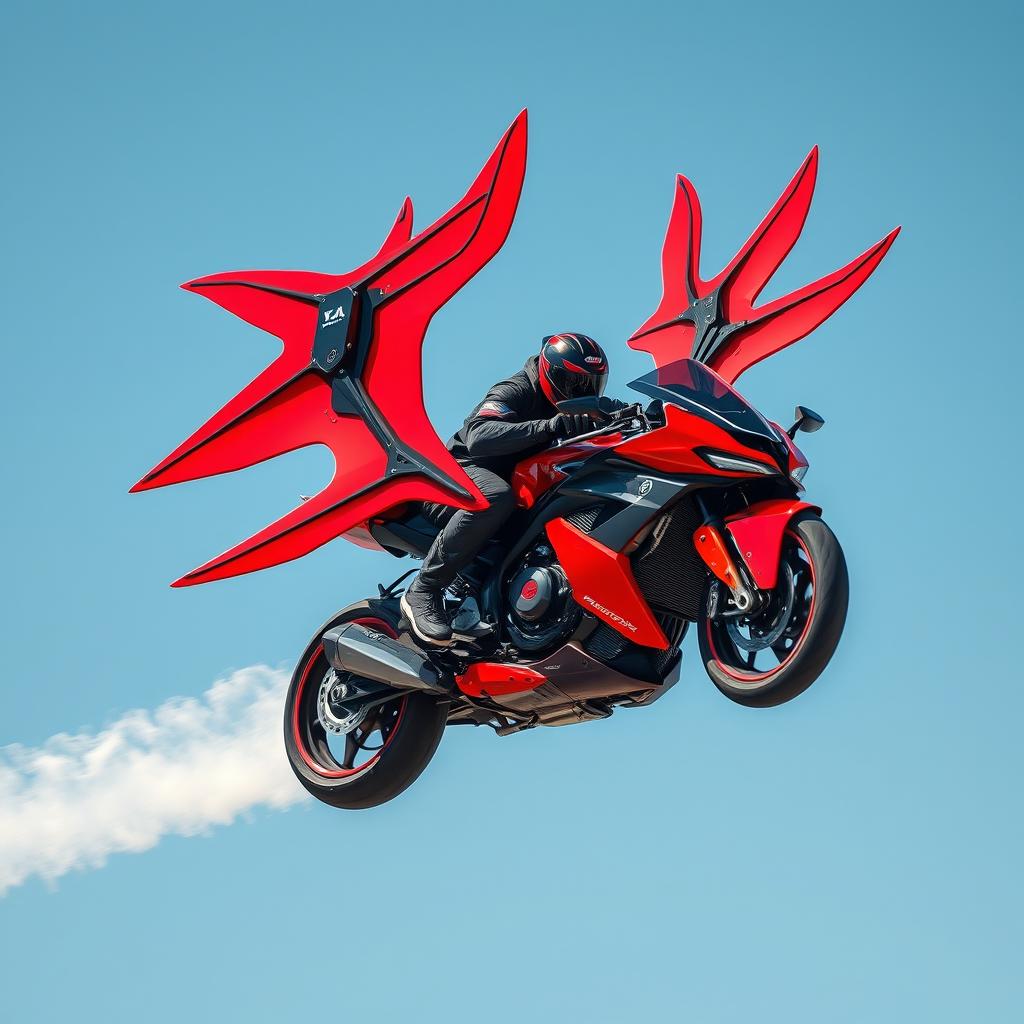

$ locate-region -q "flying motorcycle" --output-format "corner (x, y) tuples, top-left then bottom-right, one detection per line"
(132, 111), (898, 808)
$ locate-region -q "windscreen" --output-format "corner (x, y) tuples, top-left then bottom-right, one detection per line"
(628, 358), (779, 442)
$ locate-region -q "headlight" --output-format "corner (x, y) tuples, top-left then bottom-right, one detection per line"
(702, 450), (777, 475)
(790, 464), (809, 484)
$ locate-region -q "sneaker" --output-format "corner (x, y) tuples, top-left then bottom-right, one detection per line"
(400, 579), (454, 646)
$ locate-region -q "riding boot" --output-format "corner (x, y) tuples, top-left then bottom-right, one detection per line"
(400, 575), (454, 646)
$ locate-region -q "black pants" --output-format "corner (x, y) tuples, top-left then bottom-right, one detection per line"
(418, 464), (514, 590)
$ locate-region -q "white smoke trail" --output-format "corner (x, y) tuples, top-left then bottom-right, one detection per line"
(0, 665), (308, 896)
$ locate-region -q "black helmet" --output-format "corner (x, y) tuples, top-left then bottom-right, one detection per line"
(538, 334), (609, 404)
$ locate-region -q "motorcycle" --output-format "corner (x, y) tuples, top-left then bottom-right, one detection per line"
(131, 111), (896, 809)
(285, 367), (848, 808)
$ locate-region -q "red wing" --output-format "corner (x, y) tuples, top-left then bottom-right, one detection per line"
(362, 117), (528, 478)
(132, 113), (528, 586)
(710, 229), (899, 382)
(629, 149), (899, 384)
(373, 196), (414, 260)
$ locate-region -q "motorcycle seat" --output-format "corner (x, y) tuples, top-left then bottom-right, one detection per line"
(368, 506), (442, 558)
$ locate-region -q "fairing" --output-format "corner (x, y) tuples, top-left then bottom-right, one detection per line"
(773, 425), (809, 484)
(628, 148), (899, 382)
(545, 517), (668, 650)
(456, 662), (546, 698)
(615, 403), (780, 477)
(511, 433), (623, 508)
(132, 113), (528, 585)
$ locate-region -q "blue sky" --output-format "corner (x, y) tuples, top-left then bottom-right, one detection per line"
(1, 0), (1021, 1020)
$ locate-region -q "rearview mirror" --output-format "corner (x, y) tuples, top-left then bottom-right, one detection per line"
(788, 405), (825, 438)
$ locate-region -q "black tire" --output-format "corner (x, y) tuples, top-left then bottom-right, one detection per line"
(697, 513), (849, 708)
(283, 601), (448, 809)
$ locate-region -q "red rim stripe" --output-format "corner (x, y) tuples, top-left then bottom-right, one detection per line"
(292, 617), (407, 778)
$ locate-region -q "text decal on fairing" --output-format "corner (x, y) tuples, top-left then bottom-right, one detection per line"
(582, 594), (637, 632)
(322, 305), (346, 326)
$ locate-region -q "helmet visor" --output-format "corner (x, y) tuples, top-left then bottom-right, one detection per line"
(558, 365), (608, 399)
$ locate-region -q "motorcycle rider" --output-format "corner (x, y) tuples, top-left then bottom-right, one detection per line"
(401, 333), (621, 646)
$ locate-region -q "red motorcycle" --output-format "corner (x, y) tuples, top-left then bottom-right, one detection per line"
(131, 112), (897, 808)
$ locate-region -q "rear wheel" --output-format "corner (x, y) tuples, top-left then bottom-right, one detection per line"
(698, 514), (848, 708)
(283, 602), (448, 809)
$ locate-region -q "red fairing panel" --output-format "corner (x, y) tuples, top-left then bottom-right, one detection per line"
(511, 433), (623, 508)
(629, 148), (899, 383)
(131, 113), (528, 586)
(546, 518), (667, 650)
(772, 424), (809, 482)
(616, 403), (777, 477)
(456, 662), (547, 698)
(726, 499), (820, 589)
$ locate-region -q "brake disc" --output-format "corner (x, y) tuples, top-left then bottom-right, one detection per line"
(726, 560), (796, 653)
(317, 670), (369, 736)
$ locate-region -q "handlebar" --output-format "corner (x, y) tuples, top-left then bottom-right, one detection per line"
(553, 404), (651, 447)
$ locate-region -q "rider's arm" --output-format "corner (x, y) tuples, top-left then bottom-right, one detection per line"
(461, 373), (580, 458)
(463, 398), (558, 458)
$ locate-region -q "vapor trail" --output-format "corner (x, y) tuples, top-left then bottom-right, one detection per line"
(0, 666), (307, 896)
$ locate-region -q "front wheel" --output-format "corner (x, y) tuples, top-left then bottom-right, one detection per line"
(698, 514), (849, 708)
(283, 602), (448, 809)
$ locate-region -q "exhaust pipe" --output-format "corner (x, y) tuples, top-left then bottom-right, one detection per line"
(322, 623), (449, 695)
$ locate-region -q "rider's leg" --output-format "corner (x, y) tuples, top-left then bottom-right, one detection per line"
(401, 465), (514, 645)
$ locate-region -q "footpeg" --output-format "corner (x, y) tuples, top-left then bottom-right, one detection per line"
(450, 596), (496, 643)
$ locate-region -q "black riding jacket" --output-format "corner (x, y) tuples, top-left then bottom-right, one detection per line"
(447, 354), (627, 479)
(446, 355), (559, 478)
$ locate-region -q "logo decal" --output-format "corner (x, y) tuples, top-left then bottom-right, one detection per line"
(585, 355), (603, 365)
(478, 400), (514, 419)
(638, 479), (653, 497)
(582, 594), (637, 633)
(322, 305), (346, 327)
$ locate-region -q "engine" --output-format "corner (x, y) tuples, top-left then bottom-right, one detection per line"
(504, 545), (579, 653)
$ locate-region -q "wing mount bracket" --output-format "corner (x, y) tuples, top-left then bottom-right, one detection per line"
(675, 285), (750, 366)
(330, 373), (474, 502)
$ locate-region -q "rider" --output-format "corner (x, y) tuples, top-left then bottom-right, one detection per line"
(401, 333), (621, 646)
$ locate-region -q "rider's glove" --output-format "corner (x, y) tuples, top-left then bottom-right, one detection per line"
(549, 413), (596, 439)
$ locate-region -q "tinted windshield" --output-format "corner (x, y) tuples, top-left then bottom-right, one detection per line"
(628, 358), (778, 442)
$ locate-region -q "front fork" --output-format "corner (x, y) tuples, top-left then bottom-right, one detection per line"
(692, 496), (821, 617)
(693, 522), (758, 614)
